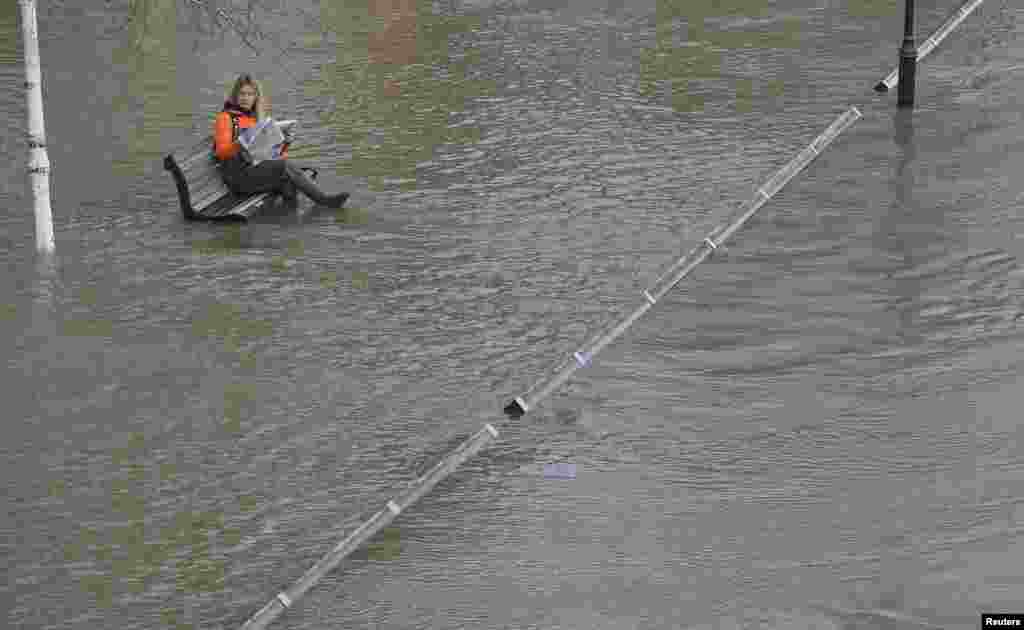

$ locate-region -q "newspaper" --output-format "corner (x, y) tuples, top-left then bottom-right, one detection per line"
(237, 118), (296, 164)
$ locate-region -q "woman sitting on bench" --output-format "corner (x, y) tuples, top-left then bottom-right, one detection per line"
(214, 74), (349, 208)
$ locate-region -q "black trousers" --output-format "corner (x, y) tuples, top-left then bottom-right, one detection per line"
(220, 156), (290, 196)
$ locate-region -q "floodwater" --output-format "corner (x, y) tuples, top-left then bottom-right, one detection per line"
(2, 0), (1022, 629)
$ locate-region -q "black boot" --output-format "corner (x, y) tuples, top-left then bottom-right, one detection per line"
(285, 163), (349, 208)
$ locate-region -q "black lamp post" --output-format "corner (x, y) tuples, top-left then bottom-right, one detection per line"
(897, 0), (917, 107)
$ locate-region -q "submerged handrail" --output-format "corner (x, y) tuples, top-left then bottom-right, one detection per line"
(236, 105), (864, 629)
(239, 423), (500, 630)
(503, 106), (863, 419)
(874, 0), (987, 92)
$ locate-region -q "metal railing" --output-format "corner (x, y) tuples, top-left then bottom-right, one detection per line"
(237, 105), (863, 629)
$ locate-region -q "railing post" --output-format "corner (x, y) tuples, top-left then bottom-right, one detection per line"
(897, 0), (918, 108)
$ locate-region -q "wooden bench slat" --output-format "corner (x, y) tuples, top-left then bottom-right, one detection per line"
(196, 192), (235, 214)
(190, 175), (227, 198)
(191, 177), (227, 199)
(193, 193), (226, 213)
(181, 166), (217, 182)
(162, 137), (250, 221)
(192, 194), (233, 214)
(180, 152), (212, 169)
(228, 194), (272, 218)
(194, 187), (231, 208)
(201, 200), (236, 218)
(174, 141), (215, 170)
(192, 177), (230, 200)
(199, 193), (269, 219)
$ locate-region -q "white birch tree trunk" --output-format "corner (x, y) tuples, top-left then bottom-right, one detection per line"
(18, 0), (54, 253)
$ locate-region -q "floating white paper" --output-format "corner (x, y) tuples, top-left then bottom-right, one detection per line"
(238, 118), (294, 164)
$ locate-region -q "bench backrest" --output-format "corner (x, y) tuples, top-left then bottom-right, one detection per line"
(163, 137), (242, 219)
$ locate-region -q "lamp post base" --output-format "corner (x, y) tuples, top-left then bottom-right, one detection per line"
(897, 43), (918, 108)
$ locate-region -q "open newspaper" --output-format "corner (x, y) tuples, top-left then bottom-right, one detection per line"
(237, 118), (296, 165)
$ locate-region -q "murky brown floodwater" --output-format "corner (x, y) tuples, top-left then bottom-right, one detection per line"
(2, 1), (1022, 629)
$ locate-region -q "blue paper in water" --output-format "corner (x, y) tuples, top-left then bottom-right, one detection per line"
(544, 463), (576, 479)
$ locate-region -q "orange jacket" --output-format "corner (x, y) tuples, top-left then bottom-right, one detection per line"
(213, 101), (289, 161)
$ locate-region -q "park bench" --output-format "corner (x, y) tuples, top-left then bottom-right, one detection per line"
(163, 136), (317, 221)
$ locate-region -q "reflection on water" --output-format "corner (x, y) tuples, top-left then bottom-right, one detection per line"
(638, 0), (800, 113)
(876, 108), (926, 349)
(314, 0), (495, 191)
(0, 0), (19, 67)
(110, 0), (187, 179)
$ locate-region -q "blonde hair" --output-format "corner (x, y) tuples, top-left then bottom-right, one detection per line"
(227, 74), (269, 120)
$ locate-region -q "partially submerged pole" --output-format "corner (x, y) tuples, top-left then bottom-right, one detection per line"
(504, 106), (863, 419)
(897, 0), (918, 108)
(874, 0), (986, 92)
(17, 0), (54, 254)
(238, 423), (500, 630)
